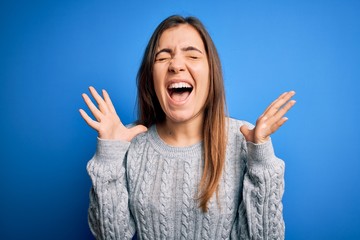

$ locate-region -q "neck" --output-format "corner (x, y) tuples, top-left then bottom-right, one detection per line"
(157, 116), (204, 147)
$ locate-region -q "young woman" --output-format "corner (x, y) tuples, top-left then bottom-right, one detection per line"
(80, 15), (296, 240)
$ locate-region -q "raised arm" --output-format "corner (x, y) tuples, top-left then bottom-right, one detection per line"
(80, 86), (147, 239)
(235, 91), (296, 239)
(236, 139), (285, 239)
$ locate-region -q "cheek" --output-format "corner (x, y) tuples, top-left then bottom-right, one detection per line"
(192, 66), (210, 91)
(152, 64), (167, 83)
(153, 80), (163, 100)
(152, 69), (162, 94)
(153, 79), (168, 107)
(190, 62), (209, 79)
(197, 71), (210, 101)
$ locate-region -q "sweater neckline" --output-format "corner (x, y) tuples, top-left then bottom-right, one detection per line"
(148, 125), (203, 158)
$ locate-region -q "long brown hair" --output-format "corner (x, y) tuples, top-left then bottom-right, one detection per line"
(137, 15), (227, 212)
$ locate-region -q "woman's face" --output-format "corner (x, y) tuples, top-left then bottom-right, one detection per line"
(153, 24), (210, 124)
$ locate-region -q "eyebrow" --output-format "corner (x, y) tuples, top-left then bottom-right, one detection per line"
(155, 46), (203, 57)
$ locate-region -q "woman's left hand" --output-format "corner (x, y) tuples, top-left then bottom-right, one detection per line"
(240, 91), (296, 144)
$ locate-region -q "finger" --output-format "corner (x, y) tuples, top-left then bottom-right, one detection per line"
(79, 109), (100, 130)
(239, 125), (249, 136)
(270, 117), (289, 133)
(89, 86), (109, 114)
(262, 91), (296, 118)
(272, 99), (296, 122)
(82, 93), (102, 121)
(266, 98), (295, 134)
(102, 89), (117, 114)
(240, 125), (253, 142)
(130, 125), (148, 138)
(262, 92), (288, 116)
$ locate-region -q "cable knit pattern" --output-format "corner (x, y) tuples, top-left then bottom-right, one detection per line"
(180, 158), (192, 239)
(86, 118), (285, 239)
(159, 156), (172, 239)
(221, 161), (235, 239)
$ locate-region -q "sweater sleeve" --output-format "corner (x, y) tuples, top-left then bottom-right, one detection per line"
(86, 138), (136, 240)
(235, 139), (285, 240)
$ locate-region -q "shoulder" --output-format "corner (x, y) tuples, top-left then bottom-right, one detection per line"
(130, 130), (149, 151)
(123, 123), (150, 155)
(224, 118), (250, 171)
(225, 117), (250, 147)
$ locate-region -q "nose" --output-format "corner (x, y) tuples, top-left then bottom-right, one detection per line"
(168, 56), (185, 73)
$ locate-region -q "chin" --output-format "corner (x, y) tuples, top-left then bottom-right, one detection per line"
(167, 115), (190, 123)
(166, 110), (201, 124)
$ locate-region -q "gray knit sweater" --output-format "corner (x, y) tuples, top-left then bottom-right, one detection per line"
(87, 118), (285, 240)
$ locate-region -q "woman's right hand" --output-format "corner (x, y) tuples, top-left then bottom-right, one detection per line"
(79, 86), (147, 142)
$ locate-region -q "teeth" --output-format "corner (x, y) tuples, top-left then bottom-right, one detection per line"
(168, 82), (192, 89)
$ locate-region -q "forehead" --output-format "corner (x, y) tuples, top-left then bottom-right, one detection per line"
(157, 24), (205, 50)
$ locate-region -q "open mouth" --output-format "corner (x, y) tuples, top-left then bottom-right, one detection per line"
(167, 82), (193, 102)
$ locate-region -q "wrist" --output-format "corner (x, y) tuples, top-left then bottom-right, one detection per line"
(253, 136), (270, 144)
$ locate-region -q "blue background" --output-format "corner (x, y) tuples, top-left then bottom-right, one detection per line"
(1, 0), (359, 239)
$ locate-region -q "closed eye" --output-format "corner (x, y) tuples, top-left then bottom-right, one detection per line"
(155, 48), (172, 62)
(155, 54), (171, 62)
(184, 48), (203, 60)
(156, 57), (170, 62)
(186, 53), (202, 60)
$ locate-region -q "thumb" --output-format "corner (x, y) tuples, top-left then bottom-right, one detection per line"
(240, 125), (253, 142)
(130, 124), (148, 138)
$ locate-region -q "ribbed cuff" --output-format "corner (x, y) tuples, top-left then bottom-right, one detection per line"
(95, 138), (131, 163)
(246, 140), (280, 169)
